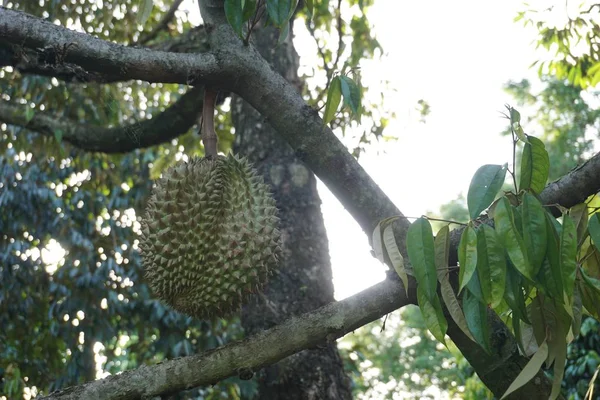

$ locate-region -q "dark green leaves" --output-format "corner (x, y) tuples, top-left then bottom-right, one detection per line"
(519, 136), (549, 194)
(467, 164), (507, 220)
(407, 218), (437, 302)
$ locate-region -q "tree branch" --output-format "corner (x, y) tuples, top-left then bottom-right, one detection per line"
(0, 25), (209, 83)
(0, 8), (225, 86)
(0, 86), (204, 153)
(40, 278), (413, 400)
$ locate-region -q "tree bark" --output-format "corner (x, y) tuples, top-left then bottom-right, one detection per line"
(231, 25), (352, 400)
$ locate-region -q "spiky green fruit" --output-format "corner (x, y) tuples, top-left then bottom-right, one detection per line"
(139, 154), (281, 319)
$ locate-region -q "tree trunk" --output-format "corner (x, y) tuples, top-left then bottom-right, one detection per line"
(231, 24), (353, 400)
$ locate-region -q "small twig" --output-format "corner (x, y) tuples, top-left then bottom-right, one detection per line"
(201, 88), (218, 157)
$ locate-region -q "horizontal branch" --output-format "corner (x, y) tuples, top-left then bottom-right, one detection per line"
(0, 8), (225, 86)
(41, 278), (413, 400)
(0, 86), (204, 153)
(0, 24), (209, 83)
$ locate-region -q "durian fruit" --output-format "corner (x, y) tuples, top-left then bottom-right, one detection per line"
(139, 154), (281, 319)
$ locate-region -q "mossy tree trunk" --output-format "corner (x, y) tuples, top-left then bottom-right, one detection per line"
(231, 24), (353, 400)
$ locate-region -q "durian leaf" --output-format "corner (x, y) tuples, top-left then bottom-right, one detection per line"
(589, 213), (600, 253)
(458, 225), (478, 293)
(569, 203), (589, 246)
(500, 339), (549, 399)
(519, 135), (549, 194)
(417, 286), (447, 344)
(323, 77), (342, 125)
(560, 213), (577, 299)
(521, 192), (547, 276)
(407, 217), (437, 303)
(466, 164), (507, 220)
(339, 75), (362, 118)
(494, 197), (532, 280)
(137, 0), (154, 25)
(225, 0), (245, 38)
(435, 225), (475, 341)
(463, 289), (490, 353)
(476, 225), (506, 308)
(383, 224), (408, 294)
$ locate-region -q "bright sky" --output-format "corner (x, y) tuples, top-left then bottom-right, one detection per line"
(181, 0), (546, 299)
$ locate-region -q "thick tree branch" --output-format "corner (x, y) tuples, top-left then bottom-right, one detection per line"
(0, 86), (204, 153)
(0, 25), (209, 83)
(41, 278), (413, 400)
(0, 8), (224, 86)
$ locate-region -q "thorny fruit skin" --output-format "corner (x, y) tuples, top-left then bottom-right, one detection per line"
(139, 154), (282, 319)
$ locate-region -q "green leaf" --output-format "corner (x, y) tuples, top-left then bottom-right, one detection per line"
(466, 164), (507, 220)
(500, 339), (549, 399)
(54, 129), (64, 144)
(580, 273), (600, 319)
(338, 75), (361, 117)
(560, 213), (577, 299)
(519, 136), (549, 194)
(417, 286), (447, 344)
(463, 289), (490, 353)
(434, 225), (450, 279)
(505, 263), (530, 323)
(277, 21), (290, 45)
(550, 338), (567, 400)
(458, 226), (478, 293)
(266, 0), (297, 27)
(569, 203), (589, 246)
(521, 193), (547, 275)
(25, 107), (35, 123)
(589, 213), (600, 253)
(538, 213), (563, 300)
(494, 197), (533, 280)
(323, 77), (342, 125)
(477, 225), (506, 308)
(435, 225), (476, 341)
(225, 0), (245, 37)
(407, 217), (437, 303)
(571, 284), (582, 337)
(305, 0), (314, 19)
(242, 0), (258, 22)
(465, 270), (484, 303)
(137, 0), (154, 25)
(383, 224), (408, 294)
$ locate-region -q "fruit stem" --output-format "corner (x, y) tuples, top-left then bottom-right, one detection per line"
(202, 88), (218, 158)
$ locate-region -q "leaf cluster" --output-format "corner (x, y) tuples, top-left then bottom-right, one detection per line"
(373, 106), (600, 399)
